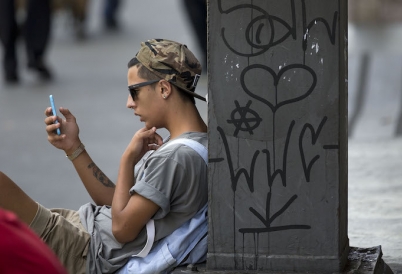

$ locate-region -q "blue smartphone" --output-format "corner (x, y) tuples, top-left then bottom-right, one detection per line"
(49, 95), (61, 135)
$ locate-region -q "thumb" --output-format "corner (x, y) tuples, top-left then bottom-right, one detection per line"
(59, 107), (76, 122)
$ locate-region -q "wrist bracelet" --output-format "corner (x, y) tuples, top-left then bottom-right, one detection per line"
(66, 143), (85, 161)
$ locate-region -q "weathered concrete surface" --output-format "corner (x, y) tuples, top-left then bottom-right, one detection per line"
(208, 0), (348, 272)
(174, 246), (393, 274)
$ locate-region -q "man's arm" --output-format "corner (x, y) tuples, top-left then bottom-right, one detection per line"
(111, 127), (162, 243)
(67, 147), (115, 206)
(45, 107), (115, 206)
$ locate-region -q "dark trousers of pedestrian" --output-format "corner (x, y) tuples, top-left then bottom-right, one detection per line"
(0, 0), (51, 82)
(182, 0), (207, 69)
(104, 0), (120, 29)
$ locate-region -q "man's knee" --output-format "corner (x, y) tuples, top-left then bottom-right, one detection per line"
(0, 171), (13, 186)
(0, 171), (7, 183)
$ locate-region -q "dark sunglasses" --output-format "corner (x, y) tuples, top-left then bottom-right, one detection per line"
(128, 80), (160, 100)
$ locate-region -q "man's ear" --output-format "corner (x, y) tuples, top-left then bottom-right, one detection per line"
(159, 80), (172, 98)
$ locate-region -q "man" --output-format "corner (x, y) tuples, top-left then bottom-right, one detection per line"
(0, 39), (207, 273)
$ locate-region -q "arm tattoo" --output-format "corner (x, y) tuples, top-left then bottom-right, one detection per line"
(87, 163), (115, 188)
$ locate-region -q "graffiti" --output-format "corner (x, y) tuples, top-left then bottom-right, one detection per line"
(299, 116), (328, 182)
(227, 100), (262, 137)
(241, 64), (317, 113)
(218, 0), (337, 61)
(217, 126), (259, 192)
(215, 119), (316, 229)
(209, 0), (341, 270)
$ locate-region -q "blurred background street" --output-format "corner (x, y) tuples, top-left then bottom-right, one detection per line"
(0, 0), (401, 272)
(348, 1), (402, 271)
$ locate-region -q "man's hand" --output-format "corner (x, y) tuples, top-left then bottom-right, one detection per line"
(123, 127), (163, 164)
(44, 107), (81, 154)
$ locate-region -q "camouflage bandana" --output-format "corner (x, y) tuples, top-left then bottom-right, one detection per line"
(135, 39), (205, 101)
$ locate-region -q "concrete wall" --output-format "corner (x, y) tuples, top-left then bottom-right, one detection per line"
(207, 0), (348, 272)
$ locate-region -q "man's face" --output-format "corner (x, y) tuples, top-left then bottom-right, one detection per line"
(126, 66), (164, 129)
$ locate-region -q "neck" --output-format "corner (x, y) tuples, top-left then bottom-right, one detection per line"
(165, 101), (207, 139)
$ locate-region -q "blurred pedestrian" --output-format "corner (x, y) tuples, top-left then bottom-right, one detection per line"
(0, 0), (53, 83)
(104, 0), (121, 30)
(182, 0), (207, 68)
(0, 208), (68, 274)
(69, 0), (89, 39)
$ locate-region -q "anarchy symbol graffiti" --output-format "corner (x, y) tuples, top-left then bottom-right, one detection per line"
(227, 100), (262, 137)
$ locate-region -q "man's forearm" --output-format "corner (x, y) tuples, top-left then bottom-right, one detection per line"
(71, 150), (115, 206)
(112, 153), (136, 214)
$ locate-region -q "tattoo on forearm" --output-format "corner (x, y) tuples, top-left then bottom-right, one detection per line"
(87, 163), (115, 188)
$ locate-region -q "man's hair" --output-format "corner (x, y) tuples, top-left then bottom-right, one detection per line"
(128, 57), (196, 104)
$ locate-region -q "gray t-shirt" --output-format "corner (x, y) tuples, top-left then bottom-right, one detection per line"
(79, 132), (207, 273)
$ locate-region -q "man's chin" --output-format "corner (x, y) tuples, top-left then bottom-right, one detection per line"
(144, 122), (157, 130)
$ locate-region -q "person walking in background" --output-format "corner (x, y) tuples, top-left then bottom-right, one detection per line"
(0, 0), (53, 83)
(182, 0), (207, 69)
(104, 0), (121, 30)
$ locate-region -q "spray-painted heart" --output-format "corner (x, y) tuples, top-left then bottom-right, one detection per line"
(240, 64), (317, 113)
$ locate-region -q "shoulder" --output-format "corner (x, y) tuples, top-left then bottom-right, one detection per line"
(135, 131), (207, 184)
(152, 132), (207, 163)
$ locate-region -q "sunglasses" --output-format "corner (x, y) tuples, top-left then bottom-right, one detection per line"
(128, 80), (160, 100)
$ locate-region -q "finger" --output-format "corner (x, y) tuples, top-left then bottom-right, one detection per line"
(44, 107), (53, 117)
(146, 128), (162, 142)
(139, 127), (157, 139)
(45, 122), (61, 134)
(147, 134), (162, 147)
(47, 134), (64, 143)
(44, 115), (59, 125)
(148, 144), (161, 150)
(147, 129), (163, 146)
(147, 127), (157, 134)
(136, 127), (149, 135)
(153, 131), (163, 146)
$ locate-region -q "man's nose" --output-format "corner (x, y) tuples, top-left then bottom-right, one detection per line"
(126, 95), (136, 108)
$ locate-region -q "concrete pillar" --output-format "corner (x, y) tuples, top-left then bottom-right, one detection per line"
(207, 0), (348, 272)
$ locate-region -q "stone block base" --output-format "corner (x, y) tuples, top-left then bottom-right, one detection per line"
(172, 246), (394, 274)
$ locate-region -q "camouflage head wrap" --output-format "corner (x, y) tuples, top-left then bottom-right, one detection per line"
(135, 39), (205, 101)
